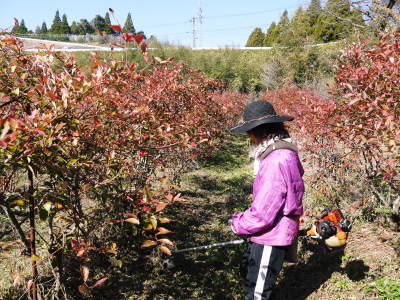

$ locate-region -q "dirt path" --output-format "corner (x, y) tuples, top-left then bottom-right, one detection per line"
(137, 136), (400, 299)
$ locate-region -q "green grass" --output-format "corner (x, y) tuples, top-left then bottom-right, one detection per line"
(364, 279), (400, 300)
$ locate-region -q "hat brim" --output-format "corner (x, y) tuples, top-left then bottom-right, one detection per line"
(230, 115), (294, 133)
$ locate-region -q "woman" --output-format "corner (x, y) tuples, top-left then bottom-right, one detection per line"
(230, 100), (304, 300)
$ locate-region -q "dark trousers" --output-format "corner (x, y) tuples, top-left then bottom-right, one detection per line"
(240, 242), (286, 300)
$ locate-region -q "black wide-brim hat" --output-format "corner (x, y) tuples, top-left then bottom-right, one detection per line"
(230, 100), (294, 133)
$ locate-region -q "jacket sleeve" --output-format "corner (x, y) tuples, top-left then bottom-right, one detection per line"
(231, 158), (288, 235)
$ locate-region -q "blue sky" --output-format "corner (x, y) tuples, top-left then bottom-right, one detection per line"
(1, 0), (309, 47)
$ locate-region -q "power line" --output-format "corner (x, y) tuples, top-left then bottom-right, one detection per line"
(155, 23), (270, 38)
(142, 4), (306, 29)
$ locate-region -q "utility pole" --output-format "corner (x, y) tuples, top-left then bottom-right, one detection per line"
(197, 0), (203, 48)
(190, 1), (203, 48)
(190, 16), (196, 48)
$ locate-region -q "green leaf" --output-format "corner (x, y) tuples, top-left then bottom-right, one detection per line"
(39, 208), (48, 221)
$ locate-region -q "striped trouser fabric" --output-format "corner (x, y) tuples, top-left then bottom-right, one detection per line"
(241, 242), (287, 300)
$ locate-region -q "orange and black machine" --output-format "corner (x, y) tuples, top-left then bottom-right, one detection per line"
(299, 207), (352, 248)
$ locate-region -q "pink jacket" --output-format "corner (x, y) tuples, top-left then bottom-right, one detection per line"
(231, 149), (304, 246)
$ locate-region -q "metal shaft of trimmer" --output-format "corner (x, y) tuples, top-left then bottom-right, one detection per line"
(174, 239), (245, 254)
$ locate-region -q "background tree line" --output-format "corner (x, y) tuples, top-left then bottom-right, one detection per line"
(11, 10), (136, 35)
(246, 0), (400, 46)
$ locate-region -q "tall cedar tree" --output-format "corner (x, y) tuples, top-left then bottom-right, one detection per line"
(11, 19), (28, 34)
(123, 12), (136, 33)
(50, 10), (62, 33)
(246, 27), (265, 47)
(40, 22), (48, 34)
(60, 14), (71, 34)
(104, 12), (114, 34)
(317, 0), (364, 42)
(275, 10), (290, 45)
(264, 22), (278, 46)
(306, 0), (323, 40)
(289, 7), (309, 44)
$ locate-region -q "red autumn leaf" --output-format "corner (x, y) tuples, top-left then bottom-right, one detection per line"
(78, 284), (91, 296)
(124, 212), (138, 218)
(109, 25), (123, 33)
(91, 277), (108, 288)
(134, 33), (144, 44)
(157, 238), (174, 246)
(141, 240), (157, 248)
(140, 40), (148, 52)
(122, 33), (134, 42)
(142, 205), (151, 213)
(165, 193), (173, 202)
(156, 227), (172, 235)
(155, 202), (167, 212)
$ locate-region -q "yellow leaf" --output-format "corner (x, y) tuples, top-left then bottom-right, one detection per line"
(125, 218), (140, 225)
(31, 255), (40, 261)
(143, 186), (152, 202)
(159, 245), (172, 256)
(159, 217), (172, 224)
(11, 199), (25, 206)
(150, 216), (157, 229)
(141, 240), (157, 248)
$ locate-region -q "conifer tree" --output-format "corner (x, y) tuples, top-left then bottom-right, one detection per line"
(11, 24), (20, 34)
(306, 0), (323, 40)
(289, 7), (309, 45)
(104, 12), (114, 34)
(275, 10), (291, 45)
(50, 10), (62, 33)
(264, 22), (278, 46)
(60, 14), (71, 34)
(40, 22), (48, 34)
(246, 27), (265, 47)
(123, 12), (136, 33)
(318, 0), (364, 42)
(11, 19), (28, 34)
